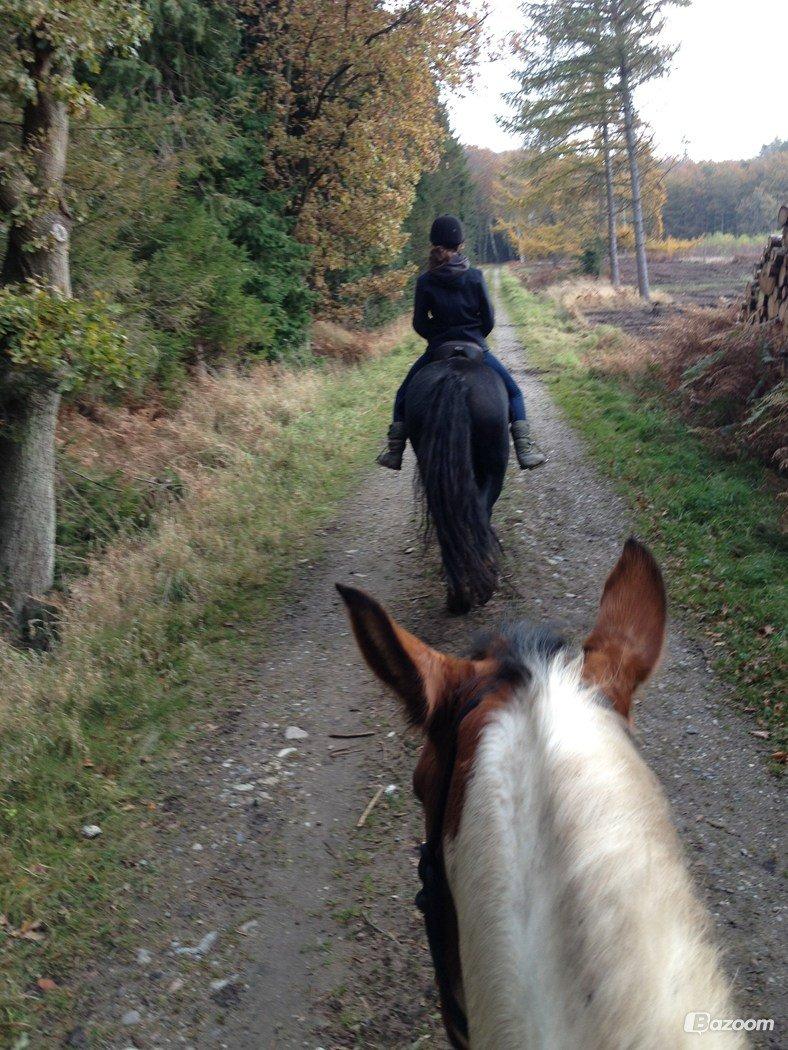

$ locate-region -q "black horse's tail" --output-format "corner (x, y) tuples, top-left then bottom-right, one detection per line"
(416, 368), (499, 612)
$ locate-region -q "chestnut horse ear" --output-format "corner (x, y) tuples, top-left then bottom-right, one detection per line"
(336, 584), (463, 727)
(582, 538), (667, 720)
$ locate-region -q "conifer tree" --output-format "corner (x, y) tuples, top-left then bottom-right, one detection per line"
(507, 0), (625, 284)
(508, 0), (688, 297)
(603, 0), (690, 298)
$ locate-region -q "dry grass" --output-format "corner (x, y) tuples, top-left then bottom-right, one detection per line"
(523, 257), (786, 473)
(511, 260), (576, 292)
(2, 364), (330, 739)
(310, 316), (408, 363)
(61, 364), (322, 484)
(656, 309), (787, 470)
(645, 236), (701, 258)
(0, 338), (414, 1038)
(545, 277), (672, 318)
(569, 302), (788, 473)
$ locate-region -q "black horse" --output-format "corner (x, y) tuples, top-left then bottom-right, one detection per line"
(404, 343), (509, 614)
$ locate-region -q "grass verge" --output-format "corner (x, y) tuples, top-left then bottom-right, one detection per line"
(499, 269), (786, 753)
(0, 337), (415, 1043)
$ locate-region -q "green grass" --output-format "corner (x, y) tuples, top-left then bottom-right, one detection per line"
(691, 232), (764, 256)
(499, 269), (786, 749)
(0, 339), (414, 1044)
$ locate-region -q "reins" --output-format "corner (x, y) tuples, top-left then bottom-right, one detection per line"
(414, 687), (491, 1048)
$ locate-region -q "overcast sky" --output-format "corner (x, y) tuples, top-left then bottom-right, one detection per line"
(447, 0), (788, 161)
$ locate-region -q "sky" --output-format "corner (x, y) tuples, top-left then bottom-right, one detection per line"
(447, 0), (788, 162)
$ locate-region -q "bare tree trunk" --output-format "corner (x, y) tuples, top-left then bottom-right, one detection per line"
(601, 120), (621, 288)
(0, 39), (71, 626)
(618, 62), (650, 300)
(0, 388), (60, 611)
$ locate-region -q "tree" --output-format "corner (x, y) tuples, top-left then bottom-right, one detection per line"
(0, 1), (147, 628)
(662, 146), (788, 238)
(404, 116), (479, 272)
(506, 0), (625, 284)
(604, 0), (689, 298)
(506, 0), (684, 293)
(91, 0), (313, 358)
(464, 147), (519, 262)
(240, 0), (485, 314)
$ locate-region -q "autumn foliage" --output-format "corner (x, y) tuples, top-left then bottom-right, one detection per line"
(242, 0), (485, 313)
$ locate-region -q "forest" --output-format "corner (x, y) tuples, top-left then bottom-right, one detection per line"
(469, 140), (788, 260)
(662, 140), (788, 239)
(0, 0), (485, 630)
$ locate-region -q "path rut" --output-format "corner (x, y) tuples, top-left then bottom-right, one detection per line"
(62, 278), (785, 1050)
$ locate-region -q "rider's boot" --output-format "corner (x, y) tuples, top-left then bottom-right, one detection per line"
(376, 421), (407, 470)
(511, 419), (546, 470)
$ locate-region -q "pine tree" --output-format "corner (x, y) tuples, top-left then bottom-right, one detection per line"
(507, 0), (687, 296)
(507, 0), (625, 284)
(603, 0), (690, 299)
(404, 116), (479, 272)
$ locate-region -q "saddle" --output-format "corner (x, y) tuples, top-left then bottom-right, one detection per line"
(431, 340), (485, 364)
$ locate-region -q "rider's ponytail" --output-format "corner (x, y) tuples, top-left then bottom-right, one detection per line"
(428, 245), (455, 269)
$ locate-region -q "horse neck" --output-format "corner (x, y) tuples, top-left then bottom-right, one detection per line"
(445, 659), (740, 1050)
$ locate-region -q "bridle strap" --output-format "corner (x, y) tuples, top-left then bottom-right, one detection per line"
(415, 688), (492, 1047)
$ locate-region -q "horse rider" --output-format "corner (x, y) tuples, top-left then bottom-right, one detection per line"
(377, 214), (546, 472)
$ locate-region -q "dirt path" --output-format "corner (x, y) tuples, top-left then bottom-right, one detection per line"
(62, 279), (785, 1049)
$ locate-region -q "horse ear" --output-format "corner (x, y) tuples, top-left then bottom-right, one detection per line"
(336, 584), (463, 727)
(582, 538), (667, 720)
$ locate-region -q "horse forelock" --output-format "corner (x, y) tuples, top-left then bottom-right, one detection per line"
(416, 625), (569, 846)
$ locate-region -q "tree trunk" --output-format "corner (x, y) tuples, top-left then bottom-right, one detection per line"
(0, 40), (71, 626)
(618, 62), (650, 300)
(601, 120), (621, 289)
(0, 387), (61, 616)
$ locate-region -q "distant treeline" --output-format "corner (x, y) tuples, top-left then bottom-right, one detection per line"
(662, 141), (788, 240)
(462, 140), (788, 263)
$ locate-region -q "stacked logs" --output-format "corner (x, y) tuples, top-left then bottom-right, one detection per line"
(740, 204), (788, 331)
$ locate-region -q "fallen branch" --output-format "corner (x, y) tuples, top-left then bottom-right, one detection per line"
(356, 785), (384, 828)
(328, 746), (365, 759)
(361, 909), (400, 945)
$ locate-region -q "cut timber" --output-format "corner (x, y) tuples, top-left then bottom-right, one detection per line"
(740, 204), (788, 333)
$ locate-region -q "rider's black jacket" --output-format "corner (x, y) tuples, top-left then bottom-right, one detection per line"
(412, 254), (494, 354)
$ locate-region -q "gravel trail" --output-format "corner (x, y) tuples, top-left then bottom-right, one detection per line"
(62, 278), (784, 1049)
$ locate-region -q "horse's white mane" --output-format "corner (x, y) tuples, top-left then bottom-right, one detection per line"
(446, 654), (744, 1049)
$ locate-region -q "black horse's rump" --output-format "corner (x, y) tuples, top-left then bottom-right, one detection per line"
(405, 356), (509, 612)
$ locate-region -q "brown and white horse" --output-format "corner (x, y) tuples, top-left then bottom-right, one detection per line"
(338, 539), (743, 1048)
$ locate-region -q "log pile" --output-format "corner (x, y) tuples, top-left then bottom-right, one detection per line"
(740, 204), (788, 331)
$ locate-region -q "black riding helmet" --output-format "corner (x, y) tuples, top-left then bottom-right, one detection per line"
(430, 215), (464, 250)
